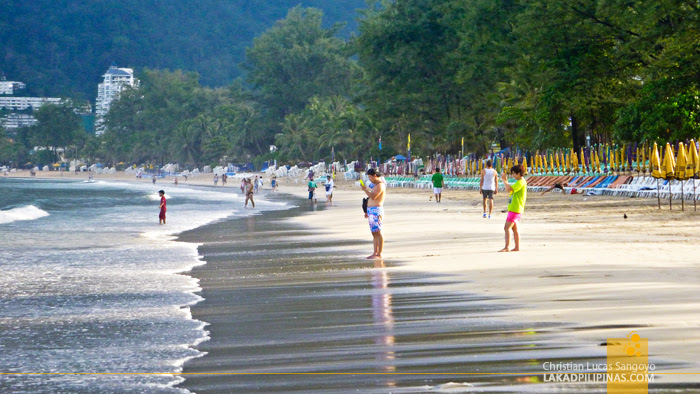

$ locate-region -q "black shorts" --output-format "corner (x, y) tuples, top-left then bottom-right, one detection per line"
(481, 189), (494, 199)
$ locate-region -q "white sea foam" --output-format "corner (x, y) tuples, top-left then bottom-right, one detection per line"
(0, 205), (49, 224)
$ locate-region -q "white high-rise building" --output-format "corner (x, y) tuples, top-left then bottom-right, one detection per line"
(0, 80), (26, 95)
(0, 96), (62, 110)
(95, 66), (137, 135)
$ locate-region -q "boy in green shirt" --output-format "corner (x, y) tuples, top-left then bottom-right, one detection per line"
(499, 164), (527, 252)
(431, 168), (445, 203)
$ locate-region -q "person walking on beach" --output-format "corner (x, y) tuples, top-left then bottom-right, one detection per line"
(361, 168), (386, 259)
(214, 174), (219, 186)
(245, 179), (255, 208)
(152, 175), (156, 184)
(479, 160), (498, 218)
(254, 175), (260, 193)
(324, 175), (334, 205)
(158, 190), (167, 225)
(240, 178), (246, 194)
(431, 168), (445, 203)
(222, 173), (227, 186)
(257, 176), (264, 192)
(499, 165), (527, 252)
(308, 177), (318, 204)
(271, 176), (277, 191)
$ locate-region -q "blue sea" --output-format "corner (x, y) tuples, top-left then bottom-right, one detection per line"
(0, 178), (288, 392)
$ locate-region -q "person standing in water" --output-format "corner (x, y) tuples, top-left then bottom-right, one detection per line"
(479, 160), (498, 218)
(244, 179), (255, 208)
(308, 177), (318, 204)
(499, 165), (527, 252)
(158, 190), (167, 225)
(360, 168), (386, 259)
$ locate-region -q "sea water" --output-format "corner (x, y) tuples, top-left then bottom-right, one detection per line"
(0, 178), (288, 392)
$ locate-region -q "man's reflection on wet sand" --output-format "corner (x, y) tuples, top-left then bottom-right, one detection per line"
(372, 260), (396, 387)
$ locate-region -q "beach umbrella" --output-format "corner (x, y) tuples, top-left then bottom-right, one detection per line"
(687, 140), (699, 211)
(620, 145), (626, 172)
(651, 143), (662, 209)
(660, 143), (675, 179)
(522, 156), (528, 174)
(675, 142), (689, 211)
(543, 155), (548, 174)
(662, 143), (676, 209)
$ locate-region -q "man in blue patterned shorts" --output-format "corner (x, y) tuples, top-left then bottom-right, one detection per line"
(360, 168), (386, 259)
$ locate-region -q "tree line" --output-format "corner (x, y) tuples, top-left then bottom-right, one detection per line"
(2, 2), (698, 168)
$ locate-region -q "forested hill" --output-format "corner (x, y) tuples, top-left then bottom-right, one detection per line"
(0, 0), (365, 99)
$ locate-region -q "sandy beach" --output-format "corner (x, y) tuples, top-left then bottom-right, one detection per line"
(7, 169), (700, 391)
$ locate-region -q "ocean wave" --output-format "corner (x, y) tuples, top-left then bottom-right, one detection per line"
(0, 205), (49, 224)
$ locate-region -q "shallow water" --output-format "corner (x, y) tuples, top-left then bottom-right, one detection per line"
(0, 178), (288, 392)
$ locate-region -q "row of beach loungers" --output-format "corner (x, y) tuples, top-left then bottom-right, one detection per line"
(382, 174), (700, 200)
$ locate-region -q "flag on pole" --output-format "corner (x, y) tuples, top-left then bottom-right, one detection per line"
(407, 134), (411, 151)
(379, 137), (382, 150)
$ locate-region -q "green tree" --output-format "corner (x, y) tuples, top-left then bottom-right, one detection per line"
(30, 102), (82, 163)
(245, 6), (359, 120)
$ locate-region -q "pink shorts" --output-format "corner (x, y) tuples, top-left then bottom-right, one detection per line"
(506, 211), (522, 223)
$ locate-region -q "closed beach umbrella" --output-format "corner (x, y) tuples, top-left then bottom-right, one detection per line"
(689, 140), (700, 177)
(661, 143), (675, 180)
(675, 143), (689, 210)
(662, 143), (676, 209)
(522, 156), (528, 174)
(651, 143), (662, 209)
(543, 155), (548, 174)
(675, 143), (689, 180)
(687, 140), (699, 211)
(651, 143), (662, 178)
(620, 145), (626, 172)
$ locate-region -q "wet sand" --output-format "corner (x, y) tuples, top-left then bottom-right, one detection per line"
(176, 196), (575, 392)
